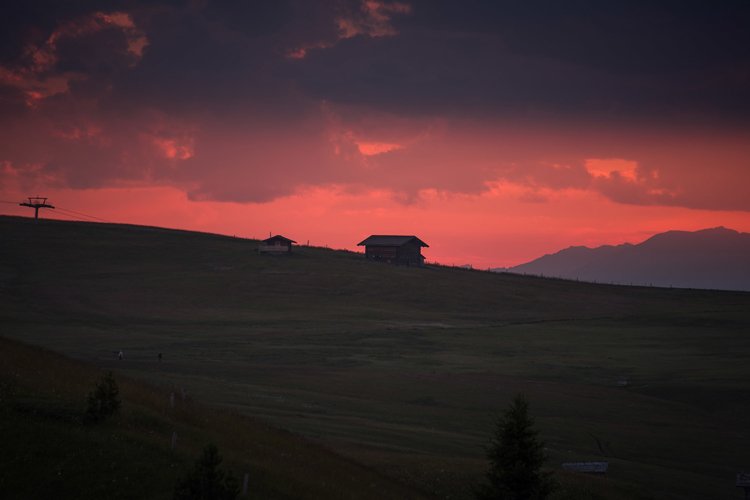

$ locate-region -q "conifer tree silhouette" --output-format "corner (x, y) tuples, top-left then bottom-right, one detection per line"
(478, 394), (555, 499)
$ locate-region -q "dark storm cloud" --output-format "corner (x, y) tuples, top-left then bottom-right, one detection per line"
(290, 0), (750, 121)
(406, 1), (750, 73)
(3, 0), (749, 119)
(1, 1), (749, 210)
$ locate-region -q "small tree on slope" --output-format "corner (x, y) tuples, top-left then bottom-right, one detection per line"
(84, 371), (120, 423)
(478, 393), (555, 500)
(174, 444), (239, 500)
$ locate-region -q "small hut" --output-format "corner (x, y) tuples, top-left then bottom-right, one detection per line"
(357, 235), (428, 266)
(258, 235), (296, 254)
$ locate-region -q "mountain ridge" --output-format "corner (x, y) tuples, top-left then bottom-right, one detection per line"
(508, 227), (750, 291)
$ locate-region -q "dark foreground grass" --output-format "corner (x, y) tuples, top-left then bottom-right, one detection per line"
(0, 336), (426, 499)
(2, 215), (749, 499)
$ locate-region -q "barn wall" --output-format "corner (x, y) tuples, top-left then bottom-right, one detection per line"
(397, 241), (424, 265)
(365, 242), (425, 266)
(259, 244), (292, 253)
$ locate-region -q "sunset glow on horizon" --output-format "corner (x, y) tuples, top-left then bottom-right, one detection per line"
(2, 1), (749, 268)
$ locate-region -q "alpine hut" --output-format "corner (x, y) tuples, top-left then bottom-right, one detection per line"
(357, 235), (428, 266)
(258, 235), (296, 254)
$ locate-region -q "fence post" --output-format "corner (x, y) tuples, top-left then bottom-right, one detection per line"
(242, 472), (249, 496)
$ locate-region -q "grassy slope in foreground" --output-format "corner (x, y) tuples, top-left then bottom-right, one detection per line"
(2, 215), (750, 499)
(0, 336), (425, 499)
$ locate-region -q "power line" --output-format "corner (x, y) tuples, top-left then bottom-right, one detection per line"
(45, 210), (84, 222)
(4, 197), (111, 223)
(40, 209), (103, 223)
(47, 210), (105, 224)
(51, 209), (95, 222)
(54, 206), (110, 223)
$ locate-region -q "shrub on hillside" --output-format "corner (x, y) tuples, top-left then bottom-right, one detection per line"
(84, 371), (121, 423)
(174, 444), (240, 500)
(477, 393), (556, 499)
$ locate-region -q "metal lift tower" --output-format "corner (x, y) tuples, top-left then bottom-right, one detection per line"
(20, 196), (55, 220)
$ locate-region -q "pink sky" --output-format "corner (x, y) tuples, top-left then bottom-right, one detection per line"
(3, 181), (749, 268)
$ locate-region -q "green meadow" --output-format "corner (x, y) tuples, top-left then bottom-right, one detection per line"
(0, 337), (425, 499)
(2, 215), (749, 499)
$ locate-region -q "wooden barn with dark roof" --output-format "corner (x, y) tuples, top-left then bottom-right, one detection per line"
(357, 235), (428, 266)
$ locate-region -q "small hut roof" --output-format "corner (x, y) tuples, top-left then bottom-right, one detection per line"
(262, 235), (297, 244)
(357, 235), (429, 247)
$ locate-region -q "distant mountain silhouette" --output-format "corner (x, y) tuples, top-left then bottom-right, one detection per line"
(508, 227), (750, 291)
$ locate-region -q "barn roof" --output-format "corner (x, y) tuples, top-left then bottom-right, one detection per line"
(357, 235), (429, 247)
(262, 235), (296, 244)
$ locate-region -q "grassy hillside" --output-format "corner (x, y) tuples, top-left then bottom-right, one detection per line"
(0, 336), (425, 499)
(2, 215), (750, 498)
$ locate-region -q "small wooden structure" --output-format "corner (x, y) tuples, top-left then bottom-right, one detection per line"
(258, 235), (296, 254)
(357, 235), (428, 266)
(561, 462), (609, 475)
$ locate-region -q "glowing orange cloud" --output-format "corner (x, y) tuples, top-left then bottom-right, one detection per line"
(585, 158), (639, 180)
(356, 141), (404, 156)
(96, 12), (149, 57)
(0, 67), (80, 108)
(153, 138), (194, 161)
(288, 0), (412, 59)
